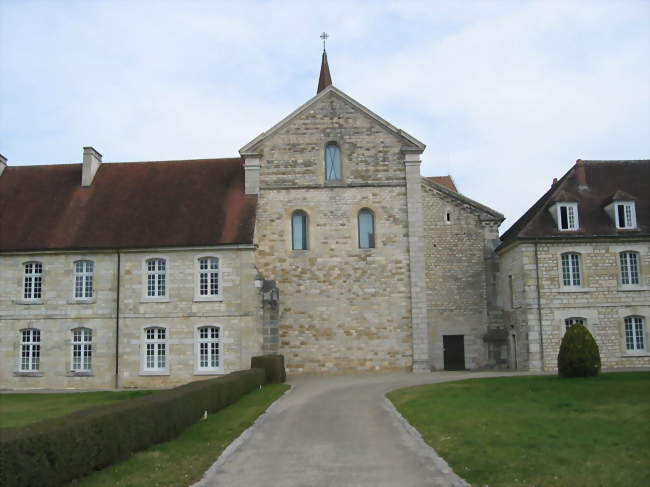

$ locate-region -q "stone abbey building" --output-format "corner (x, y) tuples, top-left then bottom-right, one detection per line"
(1, 53), (647, 389)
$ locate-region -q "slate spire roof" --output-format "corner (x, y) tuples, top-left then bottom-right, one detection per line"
(317, 49), (332, 94)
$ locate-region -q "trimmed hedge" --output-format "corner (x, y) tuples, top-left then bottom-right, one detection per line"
(558, 324), (601, 378)
(0, 369), (266, 487)
(251, 355), (286, 384)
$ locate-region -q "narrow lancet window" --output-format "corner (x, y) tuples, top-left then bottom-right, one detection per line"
(325, 142), (341, 180)
(292, 211), (309, 250)
(358, 209), (375, 249)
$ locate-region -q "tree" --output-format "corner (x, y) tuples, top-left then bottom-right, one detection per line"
(557, 324), (601, 377)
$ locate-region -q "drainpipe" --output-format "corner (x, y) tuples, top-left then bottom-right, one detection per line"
(534, 240), (545, 371)
(115, 250), (121, 389)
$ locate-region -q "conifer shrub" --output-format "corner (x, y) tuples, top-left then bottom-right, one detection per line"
(251, 354), (286, 383)
(0, 368), (266, 487)
(557, 324), (601, 378)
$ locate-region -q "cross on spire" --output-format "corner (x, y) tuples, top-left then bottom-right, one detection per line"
(320, 32), (329, 52)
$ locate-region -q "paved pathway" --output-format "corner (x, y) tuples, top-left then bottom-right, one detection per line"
(195, 371), (523, 487)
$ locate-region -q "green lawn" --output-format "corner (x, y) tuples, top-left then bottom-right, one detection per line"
(0, 390), (153, 429)
(388, 372), (650, 487)
(68, 383), (290, 487)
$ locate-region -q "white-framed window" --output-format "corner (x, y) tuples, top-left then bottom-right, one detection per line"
(71, 328), (92, 372)
(550, 202), (579, 231)
(358, 208), (375, 249)
(74, 260), (94, 299)
(196, 326), (222, 373)
(624, 316), (645, 352)
(620, 251), (640, 286)
(615, 202), (636, 229)
(20, 328), (41, 371)
(198, 257), (219, 297)
(23, 261), (43, 300)
(146, 258), (167, 298)
(325, 142), (342, 180)
(143, 326), (167, 371)
(291, 211), (309, 250)
(561, 252), (582, 287)
(565, 317), (586, 332)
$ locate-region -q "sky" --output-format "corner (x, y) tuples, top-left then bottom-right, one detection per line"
(1, 0), (649, 230)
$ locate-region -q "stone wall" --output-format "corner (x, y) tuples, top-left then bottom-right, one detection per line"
(252, 91), (415, 373)
(421, 181), (502, 369)
(498, 240), (650, 371)
(497, 244), (532, 370)
(0, 248), (262, 390)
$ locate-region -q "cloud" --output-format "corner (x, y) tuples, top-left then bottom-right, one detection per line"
(1, 0), (648, 228)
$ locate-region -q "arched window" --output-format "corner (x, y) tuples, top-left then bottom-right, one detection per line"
(197, 326), (221, 372)
(358, 209), (375, 249)
(146, 258), (166, 297)
(20, 328), (41, 371)
(23, 261), (43, 300)
(71, 328), (92, 372)
(198, 257), (220, 296)
(325, 142), (341, 180)
(144, 326), (167, 371)
(624, 316), (646, 352)
(74, 260), (94, 299)
(560, 252), (581, 287)
(620, 251), (640, 285)
(292, 210), (309, 250)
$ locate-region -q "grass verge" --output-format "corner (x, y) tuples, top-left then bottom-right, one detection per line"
(0, 390), (153, 429)
(388, 372), (650, 487)
(68, 383), (290, 487)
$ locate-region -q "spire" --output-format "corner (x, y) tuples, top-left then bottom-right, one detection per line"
(317, 32), (332, 94)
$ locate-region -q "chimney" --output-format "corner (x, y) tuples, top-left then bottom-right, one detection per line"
(82, 146), (102, 187)
(575, 159), (587, 187)
(0, 154), (6, 177)
(552, 177), (558, 187)
(241, 153), (261, 195)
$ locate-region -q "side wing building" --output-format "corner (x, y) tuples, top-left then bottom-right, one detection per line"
(497, 160), (650, 371)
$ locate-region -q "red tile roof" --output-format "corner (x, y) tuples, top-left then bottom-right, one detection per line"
(424, 176), (457, 192)
(499, 160), (650, 248)
(0, 158), (257, 251)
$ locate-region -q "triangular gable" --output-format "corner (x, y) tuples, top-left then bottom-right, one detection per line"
(239, 85), (425, 155)
(603, 189), (636, 206)
(549, 189), (579, 202)
(422, 177), (503, 220)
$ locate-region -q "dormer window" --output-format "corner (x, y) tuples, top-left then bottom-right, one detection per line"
(615, 201), (636, 229)
(549, 202), (579, 231)
(325, 142), (341, 180)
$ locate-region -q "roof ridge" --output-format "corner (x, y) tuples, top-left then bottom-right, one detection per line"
(102, 157), (242, 165)
(422, 177), (503, 219)
(579, 159), (650, 163)
(5, 157), (243, 169)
